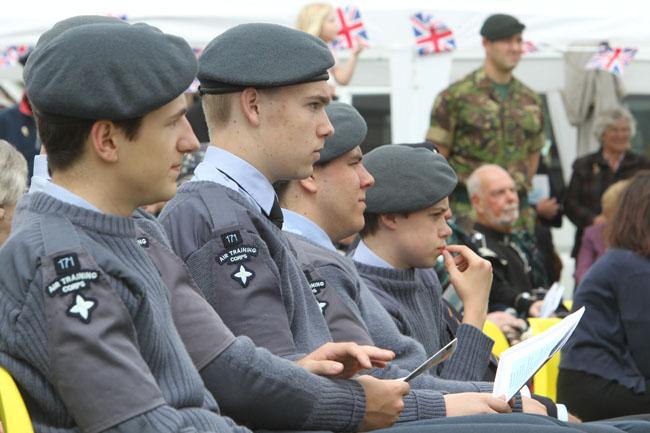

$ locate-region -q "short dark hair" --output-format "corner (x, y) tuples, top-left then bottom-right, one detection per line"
(360, 211), (411, 238)
(274, 159), (333, 204)
(608, 171), (650, 259)
(35, 110), (143, 171)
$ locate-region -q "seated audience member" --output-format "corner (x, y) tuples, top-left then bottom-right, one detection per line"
(466, 164), (546, 317)
(558, 171), (650, 421)
(564, 107), (650, 259)
(574, 179), (629, 284)
(349, 142), (496, 380)
(15, 16), (417, 433)
(277, 107), (650, 432)
(279, 105), (502, 388)
(0, 139), (28, 246)
(0, 19), (250, 433)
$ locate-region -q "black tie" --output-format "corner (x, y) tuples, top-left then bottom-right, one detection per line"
(268, 196), (284, 229)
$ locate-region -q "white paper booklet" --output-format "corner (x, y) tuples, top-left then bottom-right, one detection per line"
(492, 307), (585, 400)
(540, 282), (566, 318)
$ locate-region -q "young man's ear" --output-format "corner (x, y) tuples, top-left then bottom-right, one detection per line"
(239, 87), (262, 126)
(379, 213), (400, 231)
(298, 174), (318, 194)
(89, 120), (119, 163)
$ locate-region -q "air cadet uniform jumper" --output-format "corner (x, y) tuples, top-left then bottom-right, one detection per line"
(426, 14), (544, 232)
(0, 18), (370, 433)
(26, 154), (371, 433)
(351, 144), (494, 382)
(0, 21), (245, 433)
(159, 24), (470, 423)
(283, 104), (494, 384)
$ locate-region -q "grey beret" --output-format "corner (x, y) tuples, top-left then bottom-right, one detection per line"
(199, 23), (334, 94)
(480, 14), (525, 41)
(364, 144), (458, 214)
(318, 102), (367, 164)
(24, 16), (127, 81)
(26, 21), (196, 120)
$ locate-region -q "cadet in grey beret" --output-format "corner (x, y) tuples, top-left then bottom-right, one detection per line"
(198, 23), (334, 94)
(480, 13), (526, 41)
(364, 144), (458, 214)
(318, 102), (367, 164)
(26, 21), (196, 119)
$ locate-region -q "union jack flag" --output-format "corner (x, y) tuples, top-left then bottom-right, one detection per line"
(0, 45), (31, 69)
(522, 40), (539, 55)
(410, 13), (455, 56)
(585, 43), (637, 75)
(331, 6), (369, 51)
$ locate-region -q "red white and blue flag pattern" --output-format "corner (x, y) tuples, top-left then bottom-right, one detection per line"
(410, 13), (455, 56)
(521, 41), (539, 55)
(331, 6), (369, 51)
(0, 45), (31, 69)
(585, 43), (637, 75)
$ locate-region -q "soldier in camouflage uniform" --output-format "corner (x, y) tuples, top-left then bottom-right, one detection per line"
(426, 13), (545, 233)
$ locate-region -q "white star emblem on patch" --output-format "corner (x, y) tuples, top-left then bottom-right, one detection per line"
(67, 294), (97, 323)
(318, 301), (328, 314)
(231, 264), (255, 288)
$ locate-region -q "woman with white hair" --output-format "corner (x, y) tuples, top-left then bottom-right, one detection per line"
(564, 107), (650, 261)
(296, 2), (364, 97)
(0, 139), (28, 245)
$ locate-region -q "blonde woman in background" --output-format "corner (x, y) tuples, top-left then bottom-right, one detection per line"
(297, 2), (364, 97)
(0, 139), (28, 246)
(574, 179), (630, 284)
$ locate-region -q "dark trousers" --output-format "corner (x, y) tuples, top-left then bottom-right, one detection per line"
(258, 413), (650, 433)
(558, 368), (650, 421)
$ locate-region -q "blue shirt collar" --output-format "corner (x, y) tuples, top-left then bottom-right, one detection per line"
(40, 180), (102, 213)
(281, 209), (336, 252)
(353, 239), (394, 269)
(193, 146), (275, 215)
(29, 155), (101, 212)
(29, 155), (50, 194)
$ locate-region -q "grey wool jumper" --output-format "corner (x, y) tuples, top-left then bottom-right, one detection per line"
(159, 180), (332, 358)
(133, 210), (367, 432)
(0, 192), (246, 433)
(284, 232), (516, 410)
(161, 182), (453, 420)
(354, 262), (494, 382)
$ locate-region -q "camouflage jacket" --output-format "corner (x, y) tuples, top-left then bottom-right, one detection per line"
(426, 67), (545, 230)
(426, 67), (545, 189)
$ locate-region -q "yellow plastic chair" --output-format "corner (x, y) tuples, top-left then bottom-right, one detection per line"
(0, 366), (34, 433)
(528, 317), (562, 402)
(483, 320), (510, 359)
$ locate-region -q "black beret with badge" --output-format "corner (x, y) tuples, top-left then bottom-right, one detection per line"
(198, 23), (334, 95)
(480, 13), (526, 41)
(364, 144), (458, 214)
(318, 102), (367, 164)
(25, 21), (196, 120)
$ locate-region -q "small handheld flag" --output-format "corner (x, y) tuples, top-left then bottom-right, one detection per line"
(410, 13), (456, 56)
(585, 43), (637, 75)
(331, 6), (369, 51)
